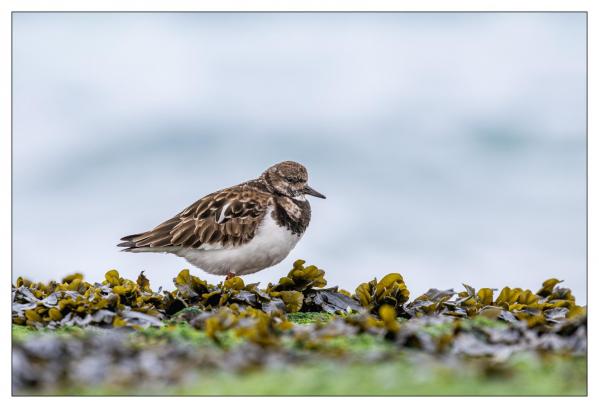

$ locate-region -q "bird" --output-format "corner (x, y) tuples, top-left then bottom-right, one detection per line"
(118, 161), (326, 278)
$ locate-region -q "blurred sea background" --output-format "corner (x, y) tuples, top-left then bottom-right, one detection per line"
(13, 13), (587, 301)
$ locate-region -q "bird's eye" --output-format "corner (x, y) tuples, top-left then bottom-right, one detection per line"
(285, 177), (295, 183)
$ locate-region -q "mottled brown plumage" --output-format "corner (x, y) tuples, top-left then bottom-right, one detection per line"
(118, 161), (326, 271)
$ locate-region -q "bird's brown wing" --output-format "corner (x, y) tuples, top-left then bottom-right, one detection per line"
(118, 184), (273, 251)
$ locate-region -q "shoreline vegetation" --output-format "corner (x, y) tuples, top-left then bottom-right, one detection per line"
(12, 260), (587, 396)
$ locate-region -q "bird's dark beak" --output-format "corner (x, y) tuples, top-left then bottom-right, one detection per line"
(303, 185), (326, 199)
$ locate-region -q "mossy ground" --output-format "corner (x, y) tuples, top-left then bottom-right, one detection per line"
(108, 358), (587, 396)
(178, 357), (586, 396)
(12, 315), (587, 396)
(287, 312), (334, 324)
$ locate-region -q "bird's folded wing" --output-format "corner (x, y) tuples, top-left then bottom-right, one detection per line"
(119, 185), (273, 250)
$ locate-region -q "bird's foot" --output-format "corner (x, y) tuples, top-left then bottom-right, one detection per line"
(225, 272), (236, 281)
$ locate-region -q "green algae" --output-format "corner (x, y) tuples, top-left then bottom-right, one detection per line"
(34, 355), (586, 396)
(287, 312), (334, 324)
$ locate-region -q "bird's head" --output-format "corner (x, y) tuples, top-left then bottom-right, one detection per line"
(261, 161), (326, 200)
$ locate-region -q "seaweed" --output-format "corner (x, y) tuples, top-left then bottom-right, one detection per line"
(13, 261), (586, 335)
(12, 260), (587, 394)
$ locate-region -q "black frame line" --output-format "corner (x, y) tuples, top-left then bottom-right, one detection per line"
(9, 10), (589, 397)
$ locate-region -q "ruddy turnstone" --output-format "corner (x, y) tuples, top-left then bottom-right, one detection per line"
(118, 161), (325, 278)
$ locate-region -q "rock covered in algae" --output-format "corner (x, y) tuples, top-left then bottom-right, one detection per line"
(12, 260), (586, 337)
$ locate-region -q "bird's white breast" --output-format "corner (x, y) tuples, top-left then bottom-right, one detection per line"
(176, 207), (302, 276)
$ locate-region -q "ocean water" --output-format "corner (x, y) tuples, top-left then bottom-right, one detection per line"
(12, 13), (587, 301)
